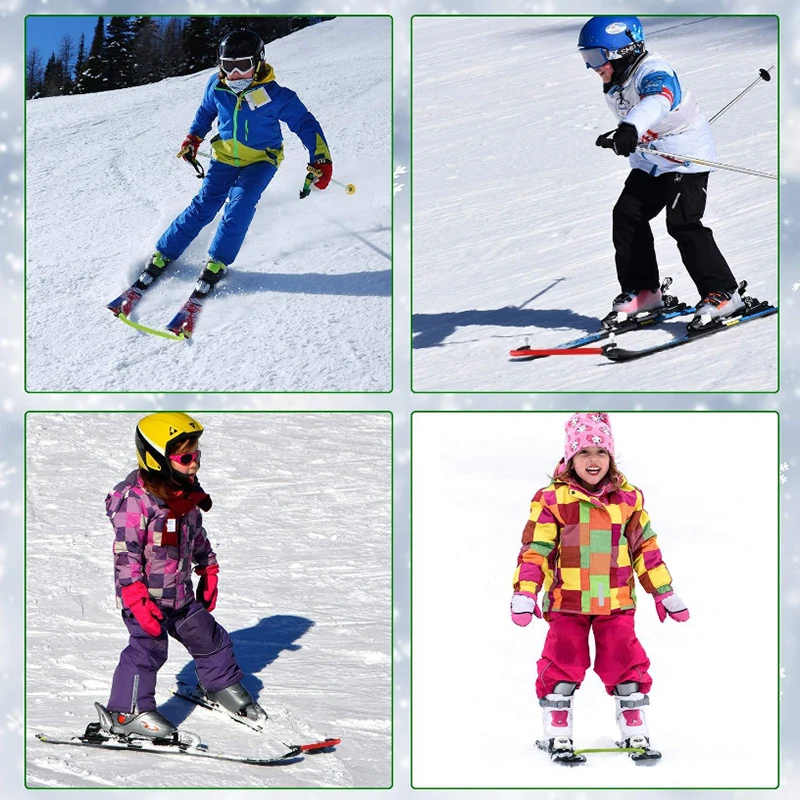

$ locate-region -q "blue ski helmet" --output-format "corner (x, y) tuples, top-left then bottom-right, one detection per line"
(577, 16), (645, 70)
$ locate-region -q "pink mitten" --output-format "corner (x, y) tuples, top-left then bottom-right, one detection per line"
(655, 591), (690, 623)
(195, 563), (219, 612)
(510, 592), (543, 627)
(121, 582), (164, 637)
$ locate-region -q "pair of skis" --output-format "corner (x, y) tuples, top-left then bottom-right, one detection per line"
(535, 737), (662, 767)
(107, 280), (207, 341)
(510, 282), (777, 363)
(36, 683), (341, 768)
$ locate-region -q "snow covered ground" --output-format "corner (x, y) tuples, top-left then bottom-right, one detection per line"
(26, 17), (392, 392)
(411, 411), (779, 789)
(26, 412), (392, 788)
(412, 16), (778, 392)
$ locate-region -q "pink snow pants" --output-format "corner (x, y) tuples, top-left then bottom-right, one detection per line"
(536, 610), (652, 698)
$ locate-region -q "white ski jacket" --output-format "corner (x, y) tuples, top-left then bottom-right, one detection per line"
(604, 52), (716, 176)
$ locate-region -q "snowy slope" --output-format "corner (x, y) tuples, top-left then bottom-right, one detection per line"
(26, 18), (392, 393)
(411, 412), (779, 789)
(412, 16), (777, 392)
(26, 413), (392, 788)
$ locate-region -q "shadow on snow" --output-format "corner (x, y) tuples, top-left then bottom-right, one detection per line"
(160, 614), (315, 726)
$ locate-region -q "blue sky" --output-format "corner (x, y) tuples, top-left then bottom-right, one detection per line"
(26, 16), (100, 62)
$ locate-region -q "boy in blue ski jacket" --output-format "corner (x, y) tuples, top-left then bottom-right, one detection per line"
(108, 29), (332, 332)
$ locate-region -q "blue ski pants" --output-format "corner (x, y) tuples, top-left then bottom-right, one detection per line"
(156, 159), (278, 267)
(107, 601), (244, 713)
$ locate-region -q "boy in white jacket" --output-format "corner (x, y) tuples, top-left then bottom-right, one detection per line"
(578, 16), (744, 330)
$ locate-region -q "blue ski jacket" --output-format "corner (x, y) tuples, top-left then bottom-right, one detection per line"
(188, 64), (331, 169)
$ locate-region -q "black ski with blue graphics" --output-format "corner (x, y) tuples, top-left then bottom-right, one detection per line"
(602, 300), (777, 362)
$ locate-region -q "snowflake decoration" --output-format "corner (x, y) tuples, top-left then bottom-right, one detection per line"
(780, 462), (789, 484)
(394, 164), (407, 195)
(793, 282), (800, 292)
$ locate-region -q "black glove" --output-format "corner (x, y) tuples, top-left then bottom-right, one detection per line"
(610, 122), (639, 157)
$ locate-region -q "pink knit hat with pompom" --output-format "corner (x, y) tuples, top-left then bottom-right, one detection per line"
(563, 412), (615, 463)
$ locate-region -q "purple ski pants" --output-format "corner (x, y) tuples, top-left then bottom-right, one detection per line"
(107, 600), (243, 713)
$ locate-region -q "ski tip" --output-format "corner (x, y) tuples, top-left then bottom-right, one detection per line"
(296, 738), (341, 753)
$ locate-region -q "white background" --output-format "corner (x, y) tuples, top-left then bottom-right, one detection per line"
(412, 411), (779, 788)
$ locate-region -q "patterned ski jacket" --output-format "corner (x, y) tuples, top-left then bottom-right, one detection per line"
(189, 64), (331, 169)
(512, 476), (673, 616)
(604, 52), (716, 177)
(106, 470), (217, 610)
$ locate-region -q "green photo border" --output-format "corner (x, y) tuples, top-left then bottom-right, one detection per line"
(23, 14), (395, 395)
(409, 409), (781, 790)
(409, 14), (780, 394)
(24, 409), (395, 790)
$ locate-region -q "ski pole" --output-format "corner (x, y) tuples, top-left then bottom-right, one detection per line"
(177, 146), (205, 179)
(299, 164), (356, 199)
(709, 66), (773, 125)
(633, 147), (777, 180)
(595, 132), (776, 179)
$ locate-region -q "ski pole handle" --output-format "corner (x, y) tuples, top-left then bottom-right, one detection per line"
(177, 146), (205, 179)
(708, 65), (774, 125)
(302, 164), (357, 195)
(595, 129), (618, 149)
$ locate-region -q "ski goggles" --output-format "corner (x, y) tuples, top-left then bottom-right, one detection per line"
(220, 56), (256, 76)
(169, 449), (201, 466)
(580, 47), (612, 69)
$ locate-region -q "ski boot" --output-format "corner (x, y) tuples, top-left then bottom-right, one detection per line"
(535, 682), (585, 765)
(165, 258), (227, 337)
(687, 281), (747, 332)
(93, 702), (201, 748)
(202, 680), (268, 726)
(601, 277), (677, 330)
(107, 251), (172, 317)
(613, 682), (662, 765)
(96, 702), (177, 740)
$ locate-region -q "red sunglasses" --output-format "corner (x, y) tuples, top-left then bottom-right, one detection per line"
(169, 449), (201, 466)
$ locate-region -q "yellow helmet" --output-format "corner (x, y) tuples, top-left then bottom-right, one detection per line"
(135, 412), (204, 474)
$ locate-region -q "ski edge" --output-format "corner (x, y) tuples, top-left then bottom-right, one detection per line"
(34, 732), (303, 766)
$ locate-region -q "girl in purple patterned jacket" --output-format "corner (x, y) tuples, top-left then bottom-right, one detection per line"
(94, 412), (265, 743)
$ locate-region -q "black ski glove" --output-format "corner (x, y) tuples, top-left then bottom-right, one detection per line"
(609, 122), (639, 157)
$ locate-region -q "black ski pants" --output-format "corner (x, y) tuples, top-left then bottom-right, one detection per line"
(612, 168), (737, 298)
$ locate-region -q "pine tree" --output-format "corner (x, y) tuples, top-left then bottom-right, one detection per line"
(57, 34), (75, 95)
(130, 16), (162, 86)
(75, 16), (105, 94)
(42, 53), (62, 97)
(181, 16), (215, 75)
(72, 33), (86, 92)
(105, 16), (134, 89)
(26, 46), (44, 99)
(161, 17), (185, 78)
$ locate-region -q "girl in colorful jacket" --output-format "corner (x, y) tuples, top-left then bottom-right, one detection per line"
(108, 29), (333, 332)
(96, 412), (265, 743)
(510, 412), (689, 763)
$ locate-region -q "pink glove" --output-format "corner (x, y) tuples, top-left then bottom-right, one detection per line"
(654, 590), (690, 623)
(121, 582), (164, 637)
(195, 564), (219, 612)
(510, 592), (543, 626)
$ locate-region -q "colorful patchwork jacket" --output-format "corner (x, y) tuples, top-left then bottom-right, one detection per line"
(189, 64), (331, 168)
(512, 477), (673, 616)
(106, 470), (217, 611)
